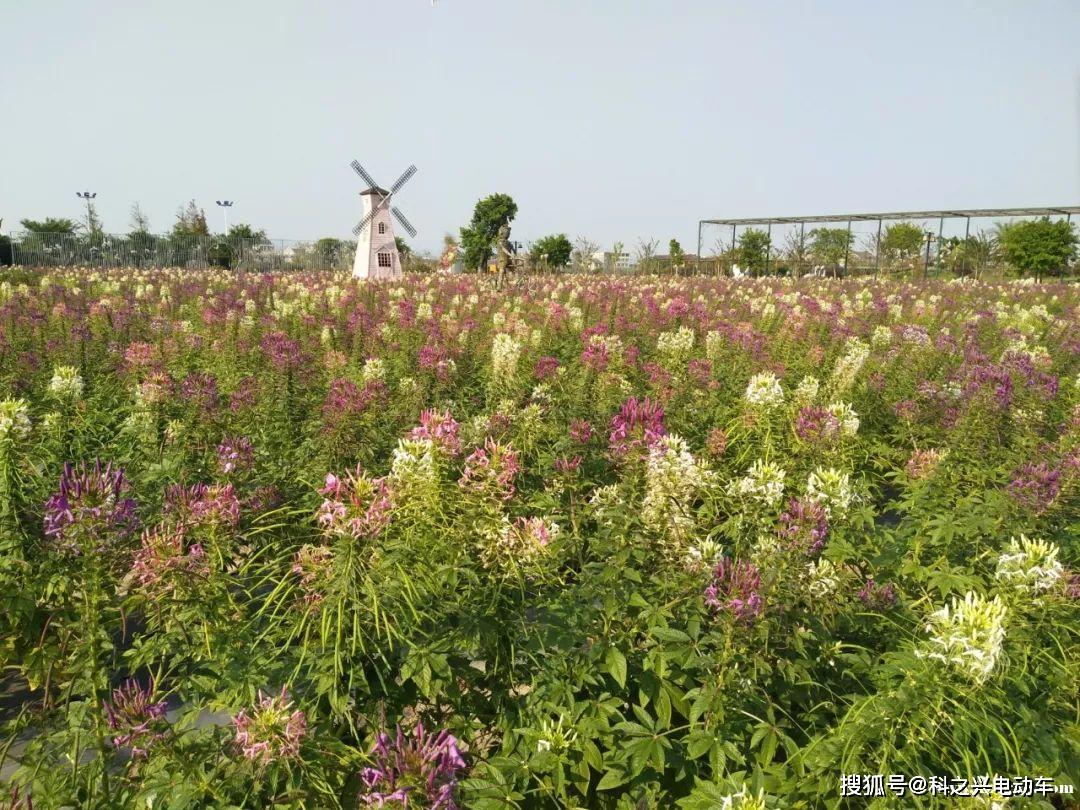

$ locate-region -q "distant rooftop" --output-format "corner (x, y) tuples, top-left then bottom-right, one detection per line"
(360, 186), (389, 196)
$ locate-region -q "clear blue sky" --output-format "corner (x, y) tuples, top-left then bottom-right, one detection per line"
(3, 0), (1078, 254)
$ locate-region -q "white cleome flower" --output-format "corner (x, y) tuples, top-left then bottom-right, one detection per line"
(828, 338), (869, 395)
(826, 401), (860, 437)
(656, 326), (695, 366)
(744, 371), (785, 409)
(48, 365), (84, 400)
(0, 399), (32, 443)
(918, 591), (1007, 684)
(995, 535), (1063, 594)
(793, 375), (820, 405)
(805, 467), (855, 516)
(806, 558), (841, 598)
(642, 434), (709, 549)
(729, 459), (786, 509)
(491, 333), (522, 381)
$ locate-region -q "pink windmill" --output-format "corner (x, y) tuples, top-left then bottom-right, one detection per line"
(349, 159), (418, 279)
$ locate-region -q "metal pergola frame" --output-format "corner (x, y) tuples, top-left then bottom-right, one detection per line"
(696, 205), (1079, 276)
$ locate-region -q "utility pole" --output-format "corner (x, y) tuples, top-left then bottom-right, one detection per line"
(76, 191), (97, 233)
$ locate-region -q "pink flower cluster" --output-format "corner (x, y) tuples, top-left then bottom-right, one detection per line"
(165, 482), (241, 530)
(217, 436), (254, 476)
(359, 722), (467, 809)
(458, 438), (521, 501)
(104, 679), (168, 759)
(778, 498), (829, 556)
(232, 687), (308, 766)
(857, 577), (898, 612)
(608, 397), (666, 457)
(126, 523), (208, 595)
(317, 468), (393, 539)
(705, 557), (764, 622)
(409, 408), (462, 455)
(290, 545), (334, 610)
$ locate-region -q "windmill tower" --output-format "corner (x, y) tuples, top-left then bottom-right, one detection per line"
(349, 160), (418, 279)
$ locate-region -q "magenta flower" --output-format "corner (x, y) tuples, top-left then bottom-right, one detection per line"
(794, 405), (841, 445)
(569, 419), (592, 445)
(217, 436), (254, 476)
(778, 498), (829, 556)
(608, 397), (666, 457)
(43, 461), (138, 554)
(705, 557), (764, 622)
(260, 331), (305, 372)
(104, 679), (168, 758)
(458, 439), (521, 501)
(857, 577), (897, 612)
(410, 409), (462, 456)
(534, 356), (560, 380)
(359, 722), (467, 809)
(317, 468), (393, 539)
(232, 688), (308, 766)
(1007, 462), (1061, 515)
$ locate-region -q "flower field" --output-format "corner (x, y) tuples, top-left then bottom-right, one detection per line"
(0, 268), (1078, 808)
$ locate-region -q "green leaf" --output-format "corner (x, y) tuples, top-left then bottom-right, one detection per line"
(605, 646), (628, 688)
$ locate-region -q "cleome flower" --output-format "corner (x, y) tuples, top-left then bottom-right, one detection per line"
(458, 438), (521, 502)
(480, 515), (560, 573)
(125, 523), (208, 596)
(608, 396), (666, 457)
(804, 467), (856, 518)
(728, 459), (786, 510)
(743, 371), (785, 409)
(232, 687), (308, 766)
(409, 409), (462, 456)
(317, 467), (393, 541)
(48, 365), (84, 401)
(359, 722), (467, 809)
(642, 434), (710, 551)
(918, 591), (1007, 684)
(995, 535), (1063, 594)
(491, 333), (522, 381)
(103, 679), (169, 759)
(0, 399), (31, 444)
(43, 461), (138, 554)
(705, 556), (764, 622)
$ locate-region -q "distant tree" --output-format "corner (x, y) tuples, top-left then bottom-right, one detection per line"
(996, 218), (1077, 280)
(226, 223), (269, 244)
(669, 238), (685, 272)
(940, 233), (996, 278)
(0, 219), (10, 266)
(571, 237), (601, 273)
(737, 228), (771, 276)
(129, 202), (151, 234)
(880, 222), (924, 269)
(172, 200), (209, 237)
(611, 241), (625, 272)
(809, 227), (854, 275)
(315, 237), (346, 266)
(530, 233), (573, 269)
(634, 238), (660, 274)
(83, 201), (103, 238)
(782, 228), (809, 275)
(460, 193), (517, 272)
(20, 217), (79, 234)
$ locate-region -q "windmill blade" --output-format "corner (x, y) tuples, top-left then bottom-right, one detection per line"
(350, 159), (380, 190)
(388, 165), (417, 196)
(392, 207), (417, 238)
(352, 207), (381, 236)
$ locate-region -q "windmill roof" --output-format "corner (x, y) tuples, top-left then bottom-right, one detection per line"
(360, 186), (389, 196)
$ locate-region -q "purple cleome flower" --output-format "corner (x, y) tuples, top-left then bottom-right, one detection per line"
(857, 577), (898, 612)
(409, 409), (462, 456)
(778, 497), (830, 556)
(104, 679), (168, 759)
(705, 557), (764, 623)
(43, 461), (138, 554)
(217, 436), (254, 476)
(359, 722), (467, 809)
(232, 687), (307, 766)
(1007, 462), (1061, 515)
(608, 397), (666, 457)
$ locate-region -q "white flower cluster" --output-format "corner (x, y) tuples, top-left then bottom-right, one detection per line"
(805, 467), (855, 516)
(806, 558), (841, 598)
(705, 330), (724, 364)
(491, 333), (522, 381)
(48, 365), (84, 401)
(718, 786), (767, 810)
(642, 434), (709, 548)
(0, 399), (31, 443)
(361, 357), (387, 385)
(793, 375), (820, 405)
(826, 401), (860, 437)
(744, 371), (785, 409)
(919, 591), (1007, 684)
(870, 324), (893, 348)
(388, 437), (438, 513)
(685, 537), (724, 571)
(729, 459), (786, 509)
(828, 338), (869, 395)
(656, 326), (695, 367)
(995, 535), (1064, 594)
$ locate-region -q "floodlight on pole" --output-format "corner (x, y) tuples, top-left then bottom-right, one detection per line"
(215, 200), (234, 232)
(76, 191), (97, 233)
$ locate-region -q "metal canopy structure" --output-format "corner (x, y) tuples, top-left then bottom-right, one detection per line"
(700, 206), (1079, 227)
(695, 205), (1078, 277)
